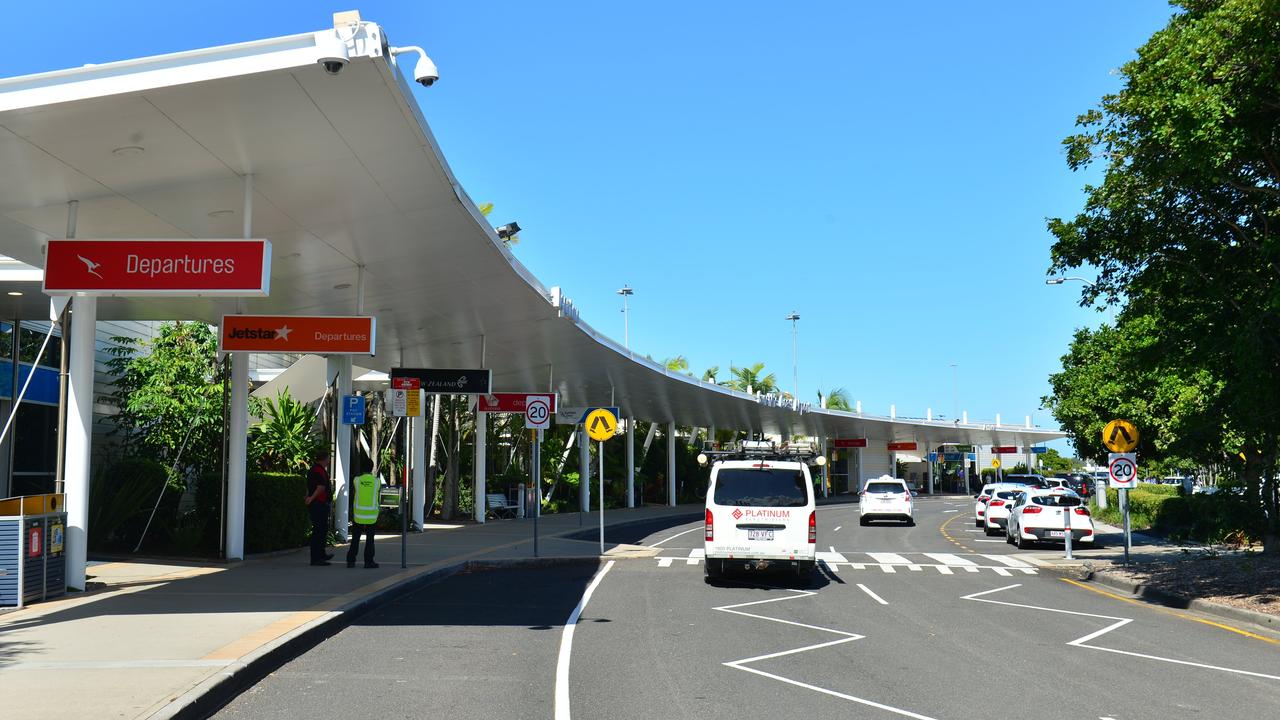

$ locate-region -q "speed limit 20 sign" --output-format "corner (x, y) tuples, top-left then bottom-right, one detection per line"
(1108, 453), (1138, 489)
(525, 395), (552, 430)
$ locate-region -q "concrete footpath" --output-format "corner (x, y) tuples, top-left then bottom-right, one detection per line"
(0, 504), (701, 720)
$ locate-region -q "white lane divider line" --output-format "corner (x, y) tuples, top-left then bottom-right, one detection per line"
(649, 526), (700, 547)
(687, 549), (705, 565)
(942, 510), (959, 513)
(962, 584), (1280, 682)
(963, 567), (980, 573)
(718, 590), (936, 719)
(821, 548), (848, 563)
(857, 584), (889, 605)
(554, 560), (615, 720)
(833, 526), (842, 532)
(974, 539), (1006, 543)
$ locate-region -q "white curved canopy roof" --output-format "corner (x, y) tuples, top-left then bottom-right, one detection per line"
(0, 19), (1063, 447)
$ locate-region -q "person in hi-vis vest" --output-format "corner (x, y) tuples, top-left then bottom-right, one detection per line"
(347, 457), (380, 568)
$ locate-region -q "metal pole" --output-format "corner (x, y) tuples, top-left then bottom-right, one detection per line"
(401, 415), (408, 569)
(1064, 497), (1073, 560)
(598, 440), (605, 554)
(532, 429), (541, 558)
(1121, 488), (1131, 564)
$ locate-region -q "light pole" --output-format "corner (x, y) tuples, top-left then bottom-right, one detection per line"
(617, 285), (634, 349)
(1045, 276), (1097, 288)
(785, 311), (800, 409)
(949, 362), (958, 422)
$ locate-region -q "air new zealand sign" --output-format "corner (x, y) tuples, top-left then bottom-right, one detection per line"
(390, 368), (492, 394)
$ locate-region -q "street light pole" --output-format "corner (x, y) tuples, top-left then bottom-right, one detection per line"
(949, 362), (958, 422)
(1045, 276), (1097, 289)
(786, 312), (800, 410)
(617, 285), (634, 350)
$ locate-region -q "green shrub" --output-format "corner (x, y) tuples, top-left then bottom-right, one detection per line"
(195, 470), (311, 554)
(89, 457), (177, 550)
(1097, 486), (1258, 543)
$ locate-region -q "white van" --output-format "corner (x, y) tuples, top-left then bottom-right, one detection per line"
(704, 457), (817, 581)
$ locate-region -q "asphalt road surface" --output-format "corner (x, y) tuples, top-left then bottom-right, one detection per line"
(216, 497), (1280, 720)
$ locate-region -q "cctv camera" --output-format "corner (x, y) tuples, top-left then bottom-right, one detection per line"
(320, 57), (348, 75)
(413, 55), (439, 86)
(391, 46), (439, 87)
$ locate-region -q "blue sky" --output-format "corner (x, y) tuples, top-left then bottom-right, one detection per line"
(10, 2), (1175, 449)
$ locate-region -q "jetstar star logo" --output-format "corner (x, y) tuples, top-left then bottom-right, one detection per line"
(226, 325), (293, 342)
(275, 324), (292, 341)
(731, 508), (743, 520)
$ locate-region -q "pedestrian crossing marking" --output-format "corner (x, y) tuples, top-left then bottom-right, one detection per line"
(662, 550), (1040, 576)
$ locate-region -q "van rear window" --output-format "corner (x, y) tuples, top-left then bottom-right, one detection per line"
(713, 469), (808, 507)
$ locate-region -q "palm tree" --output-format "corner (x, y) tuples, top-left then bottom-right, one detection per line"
(701, 366), (719, 383)
(724, 363), (777, 395)
(817, 387), (853, 411)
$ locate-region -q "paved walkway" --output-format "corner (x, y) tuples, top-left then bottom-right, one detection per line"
(0, 504), (700, 720)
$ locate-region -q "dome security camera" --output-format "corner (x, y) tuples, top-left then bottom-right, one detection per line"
(391, 46), (439, 87)
(320, 56), (348, 76)
(315, 30), (350, 76)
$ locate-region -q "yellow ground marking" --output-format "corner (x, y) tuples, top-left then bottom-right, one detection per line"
(938, 512), (974, 553)
(1061, 578), (1280, 646)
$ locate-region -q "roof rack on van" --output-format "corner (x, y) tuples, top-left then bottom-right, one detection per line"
(695, 440), (827, 467)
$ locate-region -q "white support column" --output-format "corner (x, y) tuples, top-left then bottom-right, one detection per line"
(820, 438), (829, 497)
(666, 421), (677, 507)
(856, 447), (864, 492)
(579, 427), (590, 512)
(475, 410), (487, 523)
(926, 443), (935, 494)
(412, 390), (426, 528)
(227, 351), (249, 560)
(64, 295), (96, 591)
(328, 355), (352, 542)
(625, 420), (635, 508)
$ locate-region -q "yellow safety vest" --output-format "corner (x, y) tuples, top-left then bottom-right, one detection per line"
(352, 473), (380, 525)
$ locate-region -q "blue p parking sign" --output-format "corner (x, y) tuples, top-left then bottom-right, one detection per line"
(342, 395), (366, 425)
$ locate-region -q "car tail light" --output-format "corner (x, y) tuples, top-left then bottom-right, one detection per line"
(705, 509), (714, 541)
(808, 511), (817, 544)
(989, 500), (1005, 507)
(1023, 506), (1042, 514)
(1074, 507), (1090, 516)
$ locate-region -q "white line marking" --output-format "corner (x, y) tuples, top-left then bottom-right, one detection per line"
(981, 554), (1032, 567)
(908, 565), (923, 572)
(922, 553), (977, 566)
(868, 552), (911, 564)
(964, 529), (984, 533)
(962, 584), (1280, 682)
(942, 509), (959, 513)
(936, 566), (953, 575)
(974, 539), (1006, 543)
(657, 557), (674, 567)
(963, 566), (979, 573)
(880, 564), (897, 574)
(833, 526), (842, 532)
(993, 568), (1012, 577)
(650, 526), (700, 547)
(857, 584), (889, 605)
(851, 563), (866, 570)
(820, 548), (848, 563)
(4, 659), (233, 670)
(554, 560), (615, 720)
(717, 590), (936, 719)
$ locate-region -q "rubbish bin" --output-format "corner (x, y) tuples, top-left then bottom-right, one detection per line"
(0, 493), (67, 608)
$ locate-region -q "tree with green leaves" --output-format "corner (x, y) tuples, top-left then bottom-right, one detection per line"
(248, 389), (321, 473)
(817, 387), (853, 411)
(723, 362), (777, 395)
(1048, 0), (1279, 551)
(105, 322), (226, 479)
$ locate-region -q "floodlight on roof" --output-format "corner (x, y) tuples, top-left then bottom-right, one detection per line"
(496, 222), (521, 240)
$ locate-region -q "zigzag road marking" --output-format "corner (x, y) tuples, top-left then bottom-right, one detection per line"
(962, 584), (1280, 682)
(716, 588), (938, 719)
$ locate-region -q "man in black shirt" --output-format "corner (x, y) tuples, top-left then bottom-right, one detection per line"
(305, 450), (334, 565)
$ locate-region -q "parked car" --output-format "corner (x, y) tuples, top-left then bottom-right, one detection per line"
(974, 482), (999, 527)
(1002, 473), (1050, 489)
(981, 485), (1026, 535)
(1006, 489), (1095, 549)
(1053, 472), (1092, 498)
(860, 476), (914, 526)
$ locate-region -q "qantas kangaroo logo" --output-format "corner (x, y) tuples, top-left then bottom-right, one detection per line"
(77, 255), (104, 279)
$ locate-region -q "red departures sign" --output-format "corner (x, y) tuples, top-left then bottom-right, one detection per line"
(44, 239), (271, 296)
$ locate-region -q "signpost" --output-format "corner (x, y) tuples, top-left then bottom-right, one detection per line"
(1103, 419), (1139, 453)
(44, 238), (272, 296)
(341, 395), (366, 425)
(886, 441), (917, 451)
(1108, 449), (1139, 563)
(390, 368), (492, 395)
(473, 393), (559, 555)
(525, 396), (552, 430)
(582, 408), (620, 553)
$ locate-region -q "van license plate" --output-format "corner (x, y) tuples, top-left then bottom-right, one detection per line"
(747, 529), (774, 541)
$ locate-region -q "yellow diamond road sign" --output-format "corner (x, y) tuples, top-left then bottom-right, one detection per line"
(991, 458), (1001, 468)
(585, 408), (617, 442)
(1102, 419), (1139, 453)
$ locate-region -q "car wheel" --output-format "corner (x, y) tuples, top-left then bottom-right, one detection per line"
(859, 517), (869, 526)
(984, 525), (998, 536)
(1015, 527), (1032, 550)
(795, 560), (815, 584)
(975, 519), (983, 528)
(1005, 528), (1014, 544)
(905, 517), (915, 527)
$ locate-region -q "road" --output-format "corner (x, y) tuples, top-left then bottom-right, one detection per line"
(217, 497), (1280, 720)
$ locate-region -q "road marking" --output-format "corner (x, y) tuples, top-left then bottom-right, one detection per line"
(4, 659), (233, 671)
(974, 539), (1006, 543)
(657, 557), (674, 568)
(908, 565), (922, 572)
(937, 566), (953, 575)
(922, 553), (977, 567)
(880, 565), (897, 574)
(868, 552), (910, 564)
(833, 526), (842, 532)
(942, 510), (959, 513)
(964, 529), (983, 533)
(687, 549), (704, 565)
(982, 555), (1032, 567)
(717, 590), (936, 719)
(650, 526), (700, 546)
(1062, 578), (1280, 646)
(554, 560), (615, 720)
(857, 584), (889, 605)
(964, 583), (1280, 681)
(993, 568), (1012, 577)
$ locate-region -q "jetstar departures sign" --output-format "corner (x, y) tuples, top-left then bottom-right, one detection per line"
(220, 315), (376, 354)
(43, 239), (271, 296)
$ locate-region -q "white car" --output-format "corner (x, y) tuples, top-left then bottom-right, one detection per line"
(973, 482), (999, 527)
(704, 458), (817, 580)
(981, 485), (1025, 535)
(859, 476), (914, 526)
(1006, 489), (1095, 549)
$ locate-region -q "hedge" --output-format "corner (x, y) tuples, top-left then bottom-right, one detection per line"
(196, 470), (311, 553)
(89, 457), (178, 550)
(1098, 486), (1258, 543)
